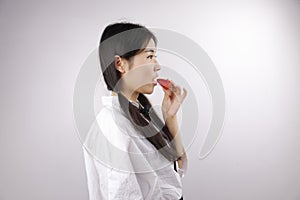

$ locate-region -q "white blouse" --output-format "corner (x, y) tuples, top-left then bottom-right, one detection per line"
(82, 95), (185, 200)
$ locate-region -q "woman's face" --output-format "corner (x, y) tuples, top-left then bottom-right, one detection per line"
(120, 38), (161, 95)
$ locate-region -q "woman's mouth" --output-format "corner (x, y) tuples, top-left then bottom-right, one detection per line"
(152, 77), (158, 86)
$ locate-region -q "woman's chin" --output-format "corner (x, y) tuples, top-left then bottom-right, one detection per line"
(143, 89), (154, 95)
(140, 84), (155, 94)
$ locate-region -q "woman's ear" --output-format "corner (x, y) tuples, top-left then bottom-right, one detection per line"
(114, 55), (126, 73)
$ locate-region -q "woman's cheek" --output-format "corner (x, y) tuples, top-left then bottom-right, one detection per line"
(126, 68), (148, 88)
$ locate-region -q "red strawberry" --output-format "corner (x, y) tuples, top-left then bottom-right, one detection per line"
(157, 78), (172, 90)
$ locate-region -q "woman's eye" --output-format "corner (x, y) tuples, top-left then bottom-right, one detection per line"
(147, 55), (157, 59)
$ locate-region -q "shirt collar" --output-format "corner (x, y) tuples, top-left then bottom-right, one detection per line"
(101, 95), (115, 107)
(101, 95), (141, 109)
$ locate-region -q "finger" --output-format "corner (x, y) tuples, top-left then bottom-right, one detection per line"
(175, 85), (183, 96)
(162, 87), (172, 96)
(168, 80), (177, 92)
(170, 80), (183, 95)
(169, 80), (177, 87)
(174, 86), (187, 103)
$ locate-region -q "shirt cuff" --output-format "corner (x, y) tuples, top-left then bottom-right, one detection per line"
(177, 167), (185, 179)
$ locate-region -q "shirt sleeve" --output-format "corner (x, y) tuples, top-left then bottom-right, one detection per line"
(82, 107), (144, 200)
(82, 147), (102, 200)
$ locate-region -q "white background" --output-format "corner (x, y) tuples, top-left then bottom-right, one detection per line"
(0, 0), (300, 199)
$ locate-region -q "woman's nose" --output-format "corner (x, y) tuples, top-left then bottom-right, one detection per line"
(154, 61), (161, 72)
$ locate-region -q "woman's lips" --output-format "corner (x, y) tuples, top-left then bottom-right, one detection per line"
(152, 77), (158, 85)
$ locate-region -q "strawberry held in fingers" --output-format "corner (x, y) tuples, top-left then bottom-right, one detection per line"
(157, 78), (172, 90)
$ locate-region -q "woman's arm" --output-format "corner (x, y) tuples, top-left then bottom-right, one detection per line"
(82, 147), (102, 200)
(165, 115), (188, 173)
(160, 80), (188, 174)
(165, 115), (184, 157)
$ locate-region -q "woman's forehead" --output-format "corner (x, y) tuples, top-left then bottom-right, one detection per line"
(144, 39), (157, 51)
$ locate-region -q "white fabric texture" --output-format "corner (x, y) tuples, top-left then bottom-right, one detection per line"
(82, 95), (184, 200)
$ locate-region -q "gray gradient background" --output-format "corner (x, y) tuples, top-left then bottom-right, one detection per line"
(1, 0), (300, 199)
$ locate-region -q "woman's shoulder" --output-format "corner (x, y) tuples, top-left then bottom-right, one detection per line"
(97, 95), (128, 119)
(82, 96), (133, 151)
(96, 97), (131, 131)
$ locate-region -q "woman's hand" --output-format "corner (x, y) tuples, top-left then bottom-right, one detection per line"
(161, 80), (188, 164)
(161, 80), (187, 121)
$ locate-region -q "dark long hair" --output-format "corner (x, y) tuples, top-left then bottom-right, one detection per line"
(99, 22), (180, 162)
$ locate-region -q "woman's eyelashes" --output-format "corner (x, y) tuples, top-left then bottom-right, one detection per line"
(147, 54), (157, 60)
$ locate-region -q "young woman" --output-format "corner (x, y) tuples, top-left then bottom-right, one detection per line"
(83, 22), (188, 200)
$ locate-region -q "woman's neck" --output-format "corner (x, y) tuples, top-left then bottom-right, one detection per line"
(111, 90), (139, 103)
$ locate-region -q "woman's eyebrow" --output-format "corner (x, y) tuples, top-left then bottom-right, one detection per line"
(144, 49), (156, 53)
